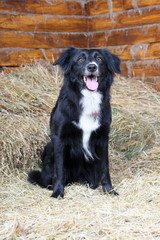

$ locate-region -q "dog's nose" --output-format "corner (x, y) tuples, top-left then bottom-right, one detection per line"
(87, 64), (97, 73)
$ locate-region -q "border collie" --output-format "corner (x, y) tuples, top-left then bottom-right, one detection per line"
(28, 47), (121, 198)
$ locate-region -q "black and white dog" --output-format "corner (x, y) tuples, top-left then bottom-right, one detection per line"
(28, 47), (121, 198)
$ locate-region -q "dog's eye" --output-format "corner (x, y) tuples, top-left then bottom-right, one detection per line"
(97, 57), (102, 62)
(78, 57), (84, 63)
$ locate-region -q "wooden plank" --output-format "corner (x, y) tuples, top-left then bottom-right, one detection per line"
(86, 0), (124, 16)
(2, 7), (158, 33)
(123, 0), (160, 10)
(89, 7), (160, 32)
(115, 7), (160, 29)
(131, 59), (160, 77)
(88, 15), (113, 32)
(90, 25), (160, 47)
(0, 32), (88, 49)
(0, 0), (86, 16)
(121, 59), (160, 77)
(0, 48), (62, 66)
(0, 14), (87, 32)
(121, 60), (160, 90)
(87, 0), (160, 16)
(108, 43), (160, 61)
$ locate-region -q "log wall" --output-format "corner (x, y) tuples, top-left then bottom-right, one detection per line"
(0, 0), (160, 89)
(88, 0), (160, 90)
(0, 0), (88, 67)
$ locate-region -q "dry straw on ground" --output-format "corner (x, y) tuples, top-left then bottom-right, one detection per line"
(0, 62), (160, 239)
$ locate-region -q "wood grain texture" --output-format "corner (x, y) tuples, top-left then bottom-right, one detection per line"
(0, 14), (87, 32)
(123, 0), (160, 11)
(90, 25), (160, 47)
(0, 48), (62, 66)
(86, 0), (124, 16)
(121, 61), (160, 90)
(0, 32), (88, 49)
(87, 0), (160, 16)
(89, 7), (160, 31)
(108, 43), (160, 61)
(0, 0), (86, 16)
(130, 60), (160, 77)
(121, 59), (160, 77)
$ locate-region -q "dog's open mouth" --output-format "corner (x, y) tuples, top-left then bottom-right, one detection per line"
(83, 75), (99, 91)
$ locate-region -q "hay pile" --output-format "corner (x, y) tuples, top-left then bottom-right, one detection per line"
(0, 62), (62, 171)
(110, 75), (160, 162)
(0, 63), (160, 239)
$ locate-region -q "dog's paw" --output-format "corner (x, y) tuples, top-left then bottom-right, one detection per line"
(89, 182), (98, 190)
(51, 183), (64, 199)
(108, 189), (119, 196)
(51, 191), (64, 199)
(102, 185), (119, 196)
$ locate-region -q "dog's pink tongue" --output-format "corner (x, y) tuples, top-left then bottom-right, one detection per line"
(86, 77), (98, 91)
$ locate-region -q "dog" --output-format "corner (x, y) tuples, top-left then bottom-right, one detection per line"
(28, 46), (121, 198)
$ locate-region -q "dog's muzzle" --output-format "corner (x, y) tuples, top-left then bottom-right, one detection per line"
(83, 63), (99, 91)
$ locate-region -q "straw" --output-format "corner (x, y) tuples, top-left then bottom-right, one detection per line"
(0, 62), (160, 239)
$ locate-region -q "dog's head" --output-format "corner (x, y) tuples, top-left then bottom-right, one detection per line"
(53, 47), (121, 91)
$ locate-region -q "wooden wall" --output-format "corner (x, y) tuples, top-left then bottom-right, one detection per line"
(0, 0), (160, 89)
(87, 0), (160, 90)
(0, 0), (88, 67)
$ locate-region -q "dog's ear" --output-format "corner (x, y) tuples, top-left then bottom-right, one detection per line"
(53, 46), (76, 74)
(100, 49), (121, 74)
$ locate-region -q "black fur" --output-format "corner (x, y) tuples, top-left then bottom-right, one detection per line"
(28, 47), (121, 198)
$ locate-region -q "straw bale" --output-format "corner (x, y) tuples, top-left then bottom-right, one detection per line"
(110, 75), (160, 161)
(0, 62), (62, 171)
(0, 62), (160, 239)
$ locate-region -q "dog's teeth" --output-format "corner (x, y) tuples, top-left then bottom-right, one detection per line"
(96, 77), (98, 82)
(83, 76), (86, 82)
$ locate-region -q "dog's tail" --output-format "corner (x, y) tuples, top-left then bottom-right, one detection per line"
(28, 170), (43, 187)
(28, 169), (53, 189)
(28, 142), (54, 189)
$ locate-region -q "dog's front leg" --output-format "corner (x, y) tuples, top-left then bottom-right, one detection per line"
(101, 144), (118, 196)
(51, 138), (64, 198)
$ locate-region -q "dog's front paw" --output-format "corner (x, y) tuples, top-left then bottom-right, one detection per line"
(108, 189), (119, 196)
(102, 185), (119, 196)
(51, 183), (64, 199)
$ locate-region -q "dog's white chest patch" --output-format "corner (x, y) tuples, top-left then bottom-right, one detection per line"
(78, 89), (102, 160)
